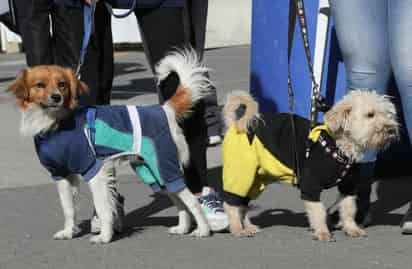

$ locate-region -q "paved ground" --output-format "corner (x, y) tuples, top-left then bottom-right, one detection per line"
(1, 46), (412, 269)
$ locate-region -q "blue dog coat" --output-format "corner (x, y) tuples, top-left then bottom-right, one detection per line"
(34, 105), (186, 193)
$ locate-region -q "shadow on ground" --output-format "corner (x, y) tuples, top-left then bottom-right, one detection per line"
(111, 62), (157, 100)
(369, 178), (412, 226)
(111, 77), (157, 100)
(78, 168), (412, 240)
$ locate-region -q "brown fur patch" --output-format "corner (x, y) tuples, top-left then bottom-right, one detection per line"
(168, 84), (192, 120)
(7, 69), (29, 109)
(63, 68), (89, 110)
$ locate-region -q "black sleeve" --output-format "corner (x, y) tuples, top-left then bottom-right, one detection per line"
(338, 164), (361, 196)
(223, 191), (251, 207)
(299, 165), (323, 202)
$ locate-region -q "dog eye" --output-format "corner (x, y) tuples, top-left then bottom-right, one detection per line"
(58, 81), (66, 88)
(35, 82), (46, 89)
(367, 112), (375, 118)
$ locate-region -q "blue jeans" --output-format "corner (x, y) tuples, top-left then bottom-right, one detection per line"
(330, 0), (412, 160)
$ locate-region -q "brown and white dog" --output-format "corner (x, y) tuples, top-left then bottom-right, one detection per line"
(221, 90), (399, 241)
(7, 49), (212, 243)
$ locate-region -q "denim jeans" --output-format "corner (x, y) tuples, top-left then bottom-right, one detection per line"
(330, 0), (412, 162)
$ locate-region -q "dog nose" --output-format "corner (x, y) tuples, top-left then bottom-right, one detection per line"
(50, 93), (62, 103)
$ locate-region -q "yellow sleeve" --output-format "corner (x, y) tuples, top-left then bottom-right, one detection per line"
(222, 127), (259, 198)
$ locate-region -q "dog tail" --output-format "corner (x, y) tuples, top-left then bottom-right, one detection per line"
(223, 90), (260, 133)
(156, 47), (212, 120)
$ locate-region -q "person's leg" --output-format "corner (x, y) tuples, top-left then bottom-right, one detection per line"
(52, 2), (82, 69)
(135, 8), (186, 73)
(95, 3), (114, 105)
(388, 0), (412, 233)
(329, 0), (391, 226)
(16, 0), (53, 66)
(186, 0), (222, 144)
(0, 12), (19, 33)
(76, 1), (114, 105)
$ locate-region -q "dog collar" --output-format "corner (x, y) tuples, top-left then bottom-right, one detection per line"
(317, 133), (353, 189)
(308, 124), (333, 143)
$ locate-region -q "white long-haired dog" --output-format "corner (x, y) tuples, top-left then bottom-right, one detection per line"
(221, 90), (399, 241)
(7, 49), (211, 243)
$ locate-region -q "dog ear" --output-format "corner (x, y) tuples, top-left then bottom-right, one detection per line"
(8, 69), (30, 108)
(64, 68), (89, 110)
(323, 101), (352, 133)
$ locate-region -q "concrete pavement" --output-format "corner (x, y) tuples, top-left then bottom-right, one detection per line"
(1, 46), (412, 269)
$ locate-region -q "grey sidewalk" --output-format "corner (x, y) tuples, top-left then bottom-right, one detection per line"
(1, 47), (412, 269)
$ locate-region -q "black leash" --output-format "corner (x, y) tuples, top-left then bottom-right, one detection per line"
(287, 0), (330, 186)
(289, 0), (328, 128)
(8, 0), (16, 27)
(287, 0), (300, 186)
(104, 0), (137, 19)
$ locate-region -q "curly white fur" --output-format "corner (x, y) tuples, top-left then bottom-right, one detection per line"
(156, 47), (212, 104)
(324, 90), (399, 161)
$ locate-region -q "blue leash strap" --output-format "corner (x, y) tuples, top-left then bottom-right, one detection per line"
(75, 2), (95, 78)
(86, 107), (97, 152)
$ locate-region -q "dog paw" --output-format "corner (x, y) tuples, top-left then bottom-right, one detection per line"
(244, 224), (261, 235)
(230, 229), (256, 238)
(343, 226), (367, 238)
(314, 231), (335, 242)
(190, 228), (210, 238)
(89, 234), (112, 244)
(53, 226), (79, 240)
(168, 225), (190, 235)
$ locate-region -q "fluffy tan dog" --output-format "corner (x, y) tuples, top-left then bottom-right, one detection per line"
(221, 90), (399, 241)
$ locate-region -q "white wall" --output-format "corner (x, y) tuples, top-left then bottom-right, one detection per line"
(206, 0), (251, 48)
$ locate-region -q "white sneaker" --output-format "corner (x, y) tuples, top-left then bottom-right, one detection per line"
(199, 187), (229, 232)
(402, 205), (412, 234)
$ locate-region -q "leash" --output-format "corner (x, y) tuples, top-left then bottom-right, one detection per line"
(287, 0), (331, 186)
(289, 0), (328, 129)
(75, 0), (138, 78)
(75, 1), (96, 78)
(8, 0), (16, 27)
(287, 0), (300, 186)
(104, 0), (137, 18)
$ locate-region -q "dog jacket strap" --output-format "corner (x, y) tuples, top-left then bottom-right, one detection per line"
(86, 107), (97, 153)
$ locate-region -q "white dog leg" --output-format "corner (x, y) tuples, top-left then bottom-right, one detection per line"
(223, 202), (246, 237)
(88, 165), (117, 244)
(304, 200), (334, 241)
(53, 177), (80, 240)
(168, 193), (192, 235)
(243, 212), (261, 236)
(175, 188), (210, 237)
(339, 195), (366, 238)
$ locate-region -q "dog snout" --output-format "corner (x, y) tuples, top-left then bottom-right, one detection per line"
(49, 92), (63, 104)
